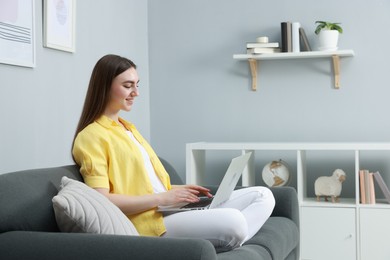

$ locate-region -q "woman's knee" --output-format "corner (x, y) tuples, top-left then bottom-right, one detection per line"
(251, 186), (276, 209)
(217, 209), (248, 248)
(263, 187), (276, 209)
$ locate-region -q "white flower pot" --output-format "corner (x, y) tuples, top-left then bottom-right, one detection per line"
(318, 30), (339, 51)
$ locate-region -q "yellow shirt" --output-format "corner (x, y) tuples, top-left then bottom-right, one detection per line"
(72, 115), (171, 236)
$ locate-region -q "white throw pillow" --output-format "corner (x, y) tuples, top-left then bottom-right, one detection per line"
(52, 176), (139, 236)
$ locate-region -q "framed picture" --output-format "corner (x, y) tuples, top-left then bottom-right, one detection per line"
(0, 0), (36, 67)
(43, 0), (76, 53)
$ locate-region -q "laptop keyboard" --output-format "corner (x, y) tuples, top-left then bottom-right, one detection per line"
(181, 197), (214, 209)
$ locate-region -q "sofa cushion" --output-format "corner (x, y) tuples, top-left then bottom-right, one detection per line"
(244, 216), (299, 260)
(217, 244), (272, 260)
(52, 177), (139, 236)
(0, 166), (83, 233)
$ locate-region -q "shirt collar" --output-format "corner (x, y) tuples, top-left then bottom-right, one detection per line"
(96, 115), (133, 130)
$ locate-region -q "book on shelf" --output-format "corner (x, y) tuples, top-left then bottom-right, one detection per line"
(299, 27), (312, 51)
(246, 42), (279, 48)
(365, 170), (372, 204)
(359, 170), (366, 204)
(369, 172), (376, 204)
(247, 47), (281, 54)
(281, 21), (292, 52)
(359, 169), (376, 204)
(292, 22), (300, 53)
(373, 171), (390, 204)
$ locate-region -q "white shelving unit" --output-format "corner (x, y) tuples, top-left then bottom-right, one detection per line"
(186, 142), (390, 260)
(233, 50), (355, 91)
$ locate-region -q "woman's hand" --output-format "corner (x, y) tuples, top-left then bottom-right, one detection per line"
(157, 185), (213, 206)
(172, 184), (213, 198)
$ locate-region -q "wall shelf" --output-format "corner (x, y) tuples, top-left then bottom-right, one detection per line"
(233, 50), (355, 91)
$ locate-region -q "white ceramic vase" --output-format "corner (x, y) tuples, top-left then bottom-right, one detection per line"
(318, 30), (339, 51)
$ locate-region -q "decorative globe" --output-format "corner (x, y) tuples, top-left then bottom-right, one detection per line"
(262, 160), (291, 187)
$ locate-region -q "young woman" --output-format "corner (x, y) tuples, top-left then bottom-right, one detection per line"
(72, 54), (275, 251)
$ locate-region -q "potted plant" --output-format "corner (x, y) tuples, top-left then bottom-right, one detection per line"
(315, 21), (343, 51)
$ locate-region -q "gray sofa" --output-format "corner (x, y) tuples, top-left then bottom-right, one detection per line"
(0, 159), (299, 260)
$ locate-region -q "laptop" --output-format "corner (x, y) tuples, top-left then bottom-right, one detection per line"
(157, 152), (252, 213)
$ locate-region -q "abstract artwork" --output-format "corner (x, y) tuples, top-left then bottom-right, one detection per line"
(0, 0), (35, 67)
(43, 0), (75, 52)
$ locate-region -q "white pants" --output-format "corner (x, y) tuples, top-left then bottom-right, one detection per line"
(162, 186), (275, 251)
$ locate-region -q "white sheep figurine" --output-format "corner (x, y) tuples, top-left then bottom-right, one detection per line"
(314, 169), (346, 203)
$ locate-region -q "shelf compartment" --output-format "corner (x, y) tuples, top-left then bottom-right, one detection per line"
(298, 149), (356, 204)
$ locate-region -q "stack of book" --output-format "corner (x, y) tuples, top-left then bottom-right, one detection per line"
(359, 170), (390, 204)
(280, 21), (311, 53)
(246, 36), (280, 54)
(246, 41), (280, 54)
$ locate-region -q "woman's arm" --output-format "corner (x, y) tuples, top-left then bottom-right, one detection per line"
(95, 185), (212, 215)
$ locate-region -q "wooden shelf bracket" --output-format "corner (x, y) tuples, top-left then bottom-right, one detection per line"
(332, 55), (341, 89)
(248, 58), (257, 91)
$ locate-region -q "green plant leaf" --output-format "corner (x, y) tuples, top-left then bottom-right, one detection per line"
(314, 21), (343, 34)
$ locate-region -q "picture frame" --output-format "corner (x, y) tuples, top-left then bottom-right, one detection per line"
(43, 0), (76, 53)
(0, 0), (36, 67)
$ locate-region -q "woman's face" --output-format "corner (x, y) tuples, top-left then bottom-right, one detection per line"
(106, 67), (139, 113)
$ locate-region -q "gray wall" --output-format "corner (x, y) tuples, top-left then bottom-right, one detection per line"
(0, 0), (150, 174)
(148, 0), (390, 185)
(2, 0), (390, 193)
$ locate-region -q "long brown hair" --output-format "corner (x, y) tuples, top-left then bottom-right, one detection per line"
(72, 54), (136, 147)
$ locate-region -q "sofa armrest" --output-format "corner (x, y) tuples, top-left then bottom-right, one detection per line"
(0, 231), (217, 260)
(269, 186), (299, 228)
